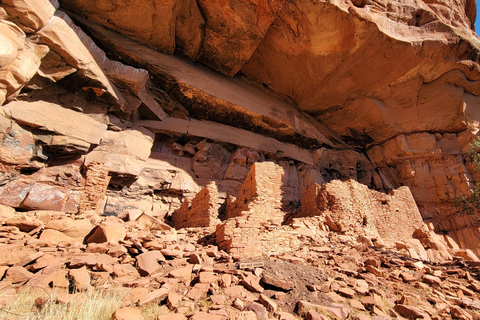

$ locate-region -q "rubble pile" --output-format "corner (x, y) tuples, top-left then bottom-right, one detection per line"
(0, 201), (480, 320)
(1, 0), (480, 319)
(2, 166), (480, 319)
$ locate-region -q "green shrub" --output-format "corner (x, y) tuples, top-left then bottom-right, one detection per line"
(454, 136), (480, 216)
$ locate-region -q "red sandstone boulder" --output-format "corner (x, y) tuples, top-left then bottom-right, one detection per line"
(44, 218), (93, 239)
(4, 266), (33, 284)
(112, 307), (145, 320)
(86, 221), (126, 244)
(135, 250), (164, 276)
(68, 266), (90, 292)
(39, 229), (77, 245)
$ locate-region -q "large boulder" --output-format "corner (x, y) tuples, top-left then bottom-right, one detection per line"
(86, 220), (126, 244)
(1, 0), (59, 32)
(2, 100), (107, 145)
(84, 127), (154, 178)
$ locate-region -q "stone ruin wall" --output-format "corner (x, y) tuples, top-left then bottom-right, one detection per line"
(297, 180), (426, 244)
(2, 123), (480, 256)
(0, 0), (480, 259)
(171, 181), (220, 229)
(165, 161), (459, 261)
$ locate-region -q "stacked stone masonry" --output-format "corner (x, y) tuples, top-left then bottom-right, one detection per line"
(297, 180), (426, 243)
(171, 181), (220, 229)
(79, 162), (110, 214)
(1, 0), (480, 263)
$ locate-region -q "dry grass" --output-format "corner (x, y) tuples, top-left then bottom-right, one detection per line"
(0, 289), (124, 320)
(140, 303), (170, 320)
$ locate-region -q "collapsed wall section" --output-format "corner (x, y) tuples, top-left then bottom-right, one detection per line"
(297, 179), (425, 243)
(171, 181), (220, 229)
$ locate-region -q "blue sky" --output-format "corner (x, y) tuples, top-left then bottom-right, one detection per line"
(476, 4), (480, 34)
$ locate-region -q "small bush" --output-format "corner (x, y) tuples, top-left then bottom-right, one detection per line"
(454, 136), (480, 217)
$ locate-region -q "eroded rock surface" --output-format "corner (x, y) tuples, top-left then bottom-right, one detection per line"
(1, 0), (480, 271)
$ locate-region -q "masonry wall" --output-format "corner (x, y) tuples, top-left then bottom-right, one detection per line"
(297, 180), (426, 243)
(171, 182), (220, 229)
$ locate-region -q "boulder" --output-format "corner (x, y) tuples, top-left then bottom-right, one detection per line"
(44, 218), (93, 239)
(84, 128), (154, 177)
(86, 221), (126, 244)
(20, 183), (72, 212)
(112, 264), (140, 278)
(68, 266), (90, 292)
(112, 307), (145, 320)
(4, 266), (33, 284)
(135, 251), (165, 276)
(0, 179), (33, 208)
(3, 100), (106, 145)
(0, 205), (15, 221)
(1, 0), (59, 32)
(5, 217), (42, 232)
(39, 229), (77, 245)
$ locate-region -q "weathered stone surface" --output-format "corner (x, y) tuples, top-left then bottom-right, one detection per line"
(246, 302), (268, 320)
(84, 128), (154, 177)
(171, 181), (220, 229)
(297, 179), (426, 243)
(1, 6), (480, 316)
(0, 21), (25, 68)
(60, 0), (177, 54)
(2, 100), (107, 145)
(20, 183), (72, 211)
(112, 263), (140, 278)
(64, 15), (335, 150)
(0, 205), (15, 221)
(68, 266), (90, 291)
(37, 11), (127, 108)
(140, 118), (316, 165)
(1, 0), (59, 32)
(138, 288), (169, 305)
(0, 116), (35, 166)
(262, 274), (294, 291)
(5, 216), (42, 232)
(39, 229), (76, 244)
(0, 37), (49, 100)
(242, 0), (480, 143)
(44, 218), (93, 239)
(86, 221), (126, 244)
(196, 0), (285, 76)
(394, 304), (431, 319)
(175, 0), (204, 60)
(112, 307), (145, 320)
(136, 250), (164, 276)
(4, 266), (33, 283)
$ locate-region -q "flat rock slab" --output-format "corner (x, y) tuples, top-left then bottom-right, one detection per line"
(3, 100), (107, 145)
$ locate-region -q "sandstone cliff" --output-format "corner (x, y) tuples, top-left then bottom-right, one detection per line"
(1, 0), (480, 256)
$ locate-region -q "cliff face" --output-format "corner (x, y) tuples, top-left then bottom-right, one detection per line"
(1, 0), (480, 253)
